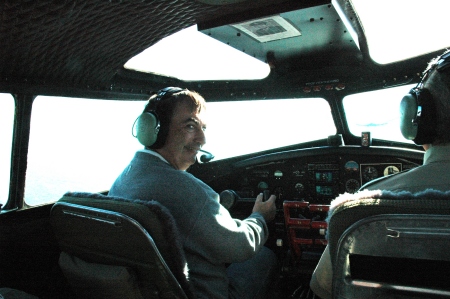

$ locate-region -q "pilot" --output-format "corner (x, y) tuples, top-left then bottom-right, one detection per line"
(109, 87), (279, 299)
(310, 50), (450, 299)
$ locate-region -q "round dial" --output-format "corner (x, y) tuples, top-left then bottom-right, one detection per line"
(258, 181), (269, 190)
(344, 161), (359, 173)
(363, 166), (378, 181)
(345, 179), (360, 193)
(383, 166), (400, 176)
(294, 182), (305, 194)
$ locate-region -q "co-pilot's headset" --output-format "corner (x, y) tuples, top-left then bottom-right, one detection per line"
(132, 86), (215, 162)
(400, 51), (450, 145)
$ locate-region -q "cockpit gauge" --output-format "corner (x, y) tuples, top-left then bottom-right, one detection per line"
(258, 181), (269, 190)
(383, 166), (400, 176)
(274, 170), (283, 178)
(294, 182), (305, 194)
(363, 166), (378, 181)
(345, 179), (360, 193)
(344, 161), (359, 173)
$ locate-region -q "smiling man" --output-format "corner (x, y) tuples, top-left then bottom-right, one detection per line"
(109, 87), (278, 299)
(156, 98), (207, 171)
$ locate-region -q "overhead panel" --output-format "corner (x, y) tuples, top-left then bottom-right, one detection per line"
(199, 3), (360, 65)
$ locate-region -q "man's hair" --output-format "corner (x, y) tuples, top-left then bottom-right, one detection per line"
(144, 89), (206, 149)
(423, 50), (450, 144)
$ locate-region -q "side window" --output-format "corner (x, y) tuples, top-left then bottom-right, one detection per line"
(343, 84), (416, 143)
(25, 96), (145, 206)
(0, 94), (14, 208)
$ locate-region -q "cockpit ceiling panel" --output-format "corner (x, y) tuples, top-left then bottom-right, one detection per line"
(200, 4), (360, 65)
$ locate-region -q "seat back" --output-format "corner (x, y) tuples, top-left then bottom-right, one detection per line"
(50, 192), (193, 299)
(327, 189), (450, 299)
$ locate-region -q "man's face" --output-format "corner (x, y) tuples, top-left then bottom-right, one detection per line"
(156, 100), (207, 171)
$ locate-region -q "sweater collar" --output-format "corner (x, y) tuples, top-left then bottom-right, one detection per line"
(139, 149), (170, 164)
(423, 143), (450, 165)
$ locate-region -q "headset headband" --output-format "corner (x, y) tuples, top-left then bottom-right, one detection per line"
(418, 51), (450, 89)
(153, 87), (185, 103)
(436, 51), (450, 72)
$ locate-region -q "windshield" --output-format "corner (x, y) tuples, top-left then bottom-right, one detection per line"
(24, 95), (334, 206)
(343, 84), (416, 143)
(204, 98), (336, 160)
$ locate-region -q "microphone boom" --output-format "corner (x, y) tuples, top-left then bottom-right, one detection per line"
(199, 149), (215, 162)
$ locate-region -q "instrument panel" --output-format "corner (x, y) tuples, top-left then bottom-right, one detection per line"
(209, 146), (423, 206)
(231, 160), (411, 205)
(201, 146), (424, 261)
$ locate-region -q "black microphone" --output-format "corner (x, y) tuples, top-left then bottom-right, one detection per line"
(198, 149), (215, 163)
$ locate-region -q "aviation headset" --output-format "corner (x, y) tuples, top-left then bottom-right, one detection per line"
(134, 87), (186, 147)
(399, 51), (450, 145)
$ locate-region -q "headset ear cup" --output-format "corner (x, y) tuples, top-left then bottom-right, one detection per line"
(399, 93), (419, 140)
(136, 112), (159, 147)
(413, 89), (437, 145)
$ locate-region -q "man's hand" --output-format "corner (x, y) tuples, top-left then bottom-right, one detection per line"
(252, 193), (276, 222)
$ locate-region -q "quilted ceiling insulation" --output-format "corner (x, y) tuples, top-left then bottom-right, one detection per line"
(0, 1), (223, 88)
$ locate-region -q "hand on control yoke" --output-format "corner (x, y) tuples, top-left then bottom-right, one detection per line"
(252, 193), (276, 222)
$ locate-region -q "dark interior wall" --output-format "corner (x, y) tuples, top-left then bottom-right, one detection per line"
(0, 205), (73, 298)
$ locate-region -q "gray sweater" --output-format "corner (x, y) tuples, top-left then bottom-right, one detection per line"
(109, 150), (268, 299)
